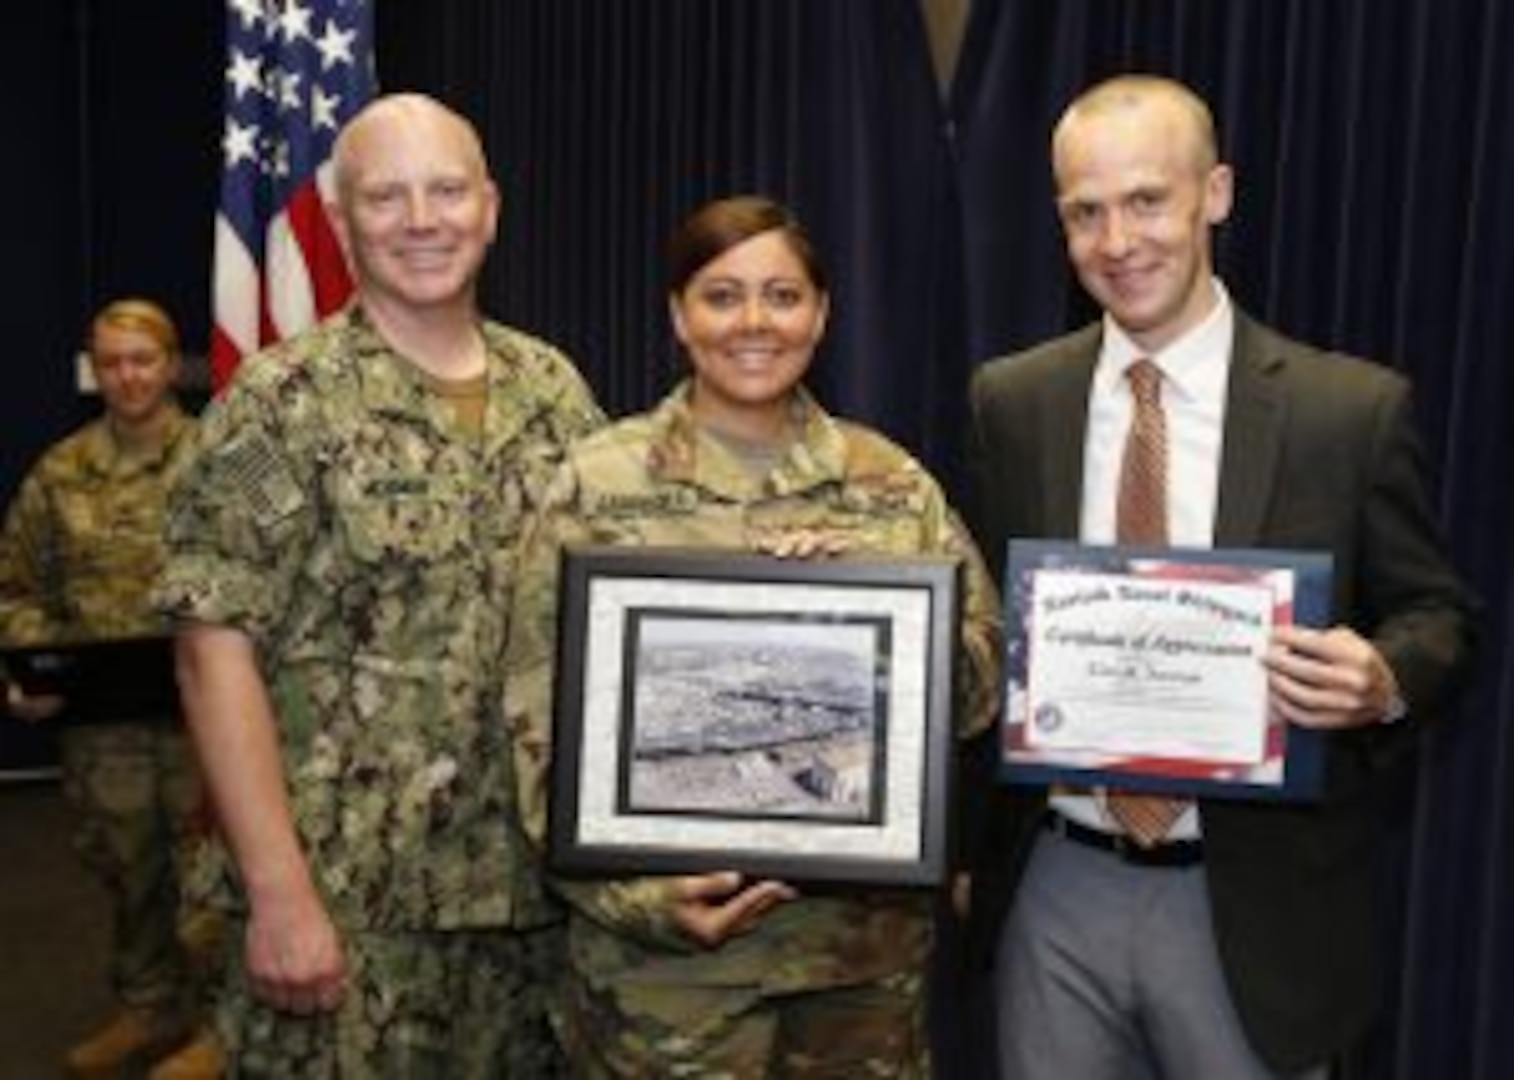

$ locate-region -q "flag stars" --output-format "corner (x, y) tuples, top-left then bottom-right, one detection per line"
(311, 85), (342, 131)
(226, 49), (263, 101)
(269, 67), (304, 112)
(223, 118), (258, 168)
(264, 138), (293, 180)
(314, 18), (356, 71)
(228, 0), (265, 33)
(276, 0), (315, 46)
(260, 65), (304, 113)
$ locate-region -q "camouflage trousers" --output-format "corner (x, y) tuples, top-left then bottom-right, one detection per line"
(60, 722), (222, 1016)
(556, 963), (931, 1078)
(218, 922), (566, 1078)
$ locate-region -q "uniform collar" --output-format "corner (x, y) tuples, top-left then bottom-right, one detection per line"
(343, 307), (542, 451)
(77, 404), (190, 476)
(645, 381), (849, 497)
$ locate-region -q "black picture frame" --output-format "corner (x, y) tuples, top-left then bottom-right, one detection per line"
(549, 546), (960, 888)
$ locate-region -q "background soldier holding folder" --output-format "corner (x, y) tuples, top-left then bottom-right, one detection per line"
(0, 298), (222, 1079)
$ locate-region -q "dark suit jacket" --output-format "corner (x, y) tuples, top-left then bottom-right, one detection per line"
(961, 312), (1477, 1071)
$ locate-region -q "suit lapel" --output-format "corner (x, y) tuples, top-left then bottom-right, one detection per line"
(1214, 315), (1287, 546)
(1040, 335), (1098, 537)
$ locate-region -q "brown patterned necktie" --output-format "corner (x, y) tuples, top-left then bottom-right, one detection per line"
(1106, 359), (1188, 847)
(1116, 359), (1168, 547)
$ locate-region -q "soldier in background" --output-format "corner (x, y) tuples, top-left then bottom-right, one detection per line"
(0, 298), (224, 1079)
(157, 94), (603, 1075)
(503, 195), (1003, 1076)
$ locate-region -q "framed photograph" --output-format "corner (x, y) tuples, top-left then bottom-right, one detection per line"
(1000, 540), (1332, 801)
(549, 546), (960, 888)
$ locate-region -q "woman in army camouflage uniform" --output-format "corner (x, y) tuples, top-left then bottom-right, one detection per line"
(0, 300), (222, 1079)
(506, 196), (1003, 1077)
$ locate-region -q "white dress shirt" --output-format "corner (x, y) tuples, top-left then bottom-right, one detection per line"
(1050, 280), (1235, 837)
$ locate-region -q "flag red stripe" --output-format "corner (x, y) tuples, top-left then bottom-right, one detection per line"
(284, 183), (352, 317)
(209, 325), (244, 395)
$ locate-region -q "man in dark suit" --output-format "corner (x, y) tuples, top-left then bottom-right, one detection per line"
(962, 74), (1476, 1078)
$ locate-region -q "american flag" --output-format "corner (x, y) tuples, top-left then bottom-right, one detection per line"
(212, 0), (375, 391)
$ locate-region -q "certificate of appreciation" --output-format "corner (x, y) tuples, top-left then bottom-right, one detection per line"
(999, 541), (1332, 800)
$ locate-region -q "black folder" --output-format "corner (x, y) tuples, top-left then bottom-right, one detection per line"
(2, 636), (180, 723)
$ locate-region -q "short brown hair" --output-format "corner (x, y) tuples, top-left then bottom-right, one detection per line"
(666, 195), (828, 295)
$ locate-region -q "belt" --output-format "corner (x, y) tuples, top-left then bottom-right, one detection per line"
(1042, 813), (1204, 868)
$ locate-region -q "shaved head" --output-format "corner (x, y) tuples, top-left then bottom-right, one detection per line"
(1054, 75), (1219, 179)
(332, 93), (490, 202)
(325, 91), (500, 331)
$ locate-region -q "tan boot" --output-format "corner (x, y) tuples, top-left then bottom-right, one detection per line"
(148, 1026), (226, 1080)
(64, 1007), (189, 1077)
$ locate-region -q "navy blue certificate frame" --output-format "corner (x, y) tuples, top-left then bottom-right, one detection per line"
(999, 540), (1332, 802)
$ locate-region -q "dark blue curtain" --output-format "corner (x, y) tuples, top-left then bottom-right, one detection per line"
(376, 0), (965, 471)
(377, 2), (1514, 1075)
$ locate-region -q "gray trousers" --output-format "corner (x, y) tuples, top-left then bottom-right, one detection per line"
(994, 829), (1329, 1080)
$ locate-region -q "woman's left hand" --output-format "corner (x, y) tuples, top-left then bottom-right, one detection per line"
(667, 871), (799, 948)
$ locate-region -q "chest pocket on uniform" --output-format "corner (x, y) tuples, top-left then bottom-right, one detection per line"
(333, 472), (472, 564)
(830, 484), (930, 527)
(56, 489), (162, 575)
(55, 491), (106, 558)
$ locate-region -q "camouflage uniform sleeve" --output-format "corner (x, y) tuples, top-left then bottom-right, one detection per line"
(943, 506), (1004, 740)
(839, 424), (1002, 737)
(904, 471), (1003, 740)
(550, 353), (609, 444)
(155, 372), (316, 637)
(500, 326), (607, 451)
(0, 469), (64, 644)
(504, 463), (578, 853)
(935, 504), (1005, 874)
(503, 458), (699, 954)
(551, 877), (692, 951)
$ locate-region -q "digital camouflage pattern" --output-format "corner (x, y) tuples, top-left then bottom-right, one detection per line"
(0, 408), (215, 1013)
(59, 724), (217, 1014)
(504, 381), (1003, 1076)
(157, 308), (604, 933)
(0, 407), (197, 645)
(555, 951), (929, 1078)
(218, 923), (566, 1078)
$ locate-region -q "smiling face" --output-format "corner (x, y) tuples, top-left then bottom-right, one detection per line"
(670, 228), (829, 441)
(1053, 82), (1233, 353)
(89, 311), (180, 434)
(330, 95), (499, 319)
